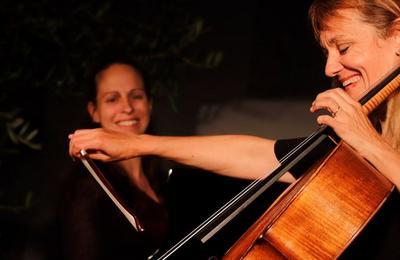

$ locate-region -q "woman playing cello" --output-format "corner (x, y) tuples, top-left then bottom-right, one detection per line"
(69, 0), (400, 258)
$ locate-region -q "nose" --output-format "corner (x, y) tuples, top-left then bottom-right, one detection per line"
(121, 97), (134, 113)
(324, 53), (344, 78)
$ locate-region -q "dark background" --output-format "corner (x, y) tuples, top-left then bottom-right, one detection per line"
(0, 0), (331, 259)
(158, 0), (328, 134)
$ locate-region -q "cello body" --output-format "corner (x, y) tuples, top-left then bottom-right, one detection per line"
(224, 141), (394, 259)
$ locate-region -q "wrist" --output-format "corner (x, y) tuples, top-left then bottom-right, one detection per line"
(363, 138), (394, 167)
(134, 134), (159, 156)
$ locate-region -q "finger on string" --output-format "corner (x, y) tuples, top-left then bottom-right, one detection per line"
(317, 114), (339, 129)
(310, 96), (330, 112)
(311, 96), (341, 115)
(322, 90), (354, 113)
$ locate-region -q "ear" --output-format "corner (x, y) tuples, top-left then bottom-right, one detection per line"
(387, 19), (400, 56)
(87, 101), (100, 123)
(389, 18), (400, 44)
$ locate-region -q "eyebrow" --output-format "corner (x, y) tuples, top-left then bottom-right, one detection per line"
(99, 88), (146, 97)
(327, 35), (349, 46)
(130, 88), (145, 92)
(100, 91), (118, 96)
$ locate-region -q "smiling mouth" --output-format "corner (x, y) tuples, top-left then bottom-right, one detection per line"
(342, 76), (361, 88)
(116, 119), (139, 126)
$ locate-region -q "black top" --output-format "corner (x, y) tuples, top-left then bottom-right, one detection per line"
(62, 158), (169, 260)
(274, 138), (400, 259)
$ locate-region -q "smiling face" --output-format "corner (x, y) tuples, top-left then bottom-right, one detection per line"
(88, 63), (152, 134)
(320, 8), (400, 100)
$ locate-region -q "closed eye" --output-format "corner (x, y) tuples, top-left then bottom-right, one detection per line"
(338, 44), (350, 54)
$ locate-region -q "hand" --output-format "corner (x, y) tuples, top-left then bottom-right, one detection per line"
(68, 128), (141, 161)
(310, 88), (383, 158)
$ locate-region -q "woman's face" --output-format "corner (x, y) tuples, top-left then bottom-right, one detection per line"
(88, 64), (152, 135)
(320, 8), (400, 100)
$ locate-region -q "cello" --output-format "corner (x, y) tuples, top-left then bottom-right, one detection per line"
(151, 66), (400, 259)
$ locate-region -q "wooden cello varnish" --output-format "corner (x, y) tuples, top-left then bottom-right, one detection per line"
(225, 142), (393, 259)
(224, 72), (400, 259)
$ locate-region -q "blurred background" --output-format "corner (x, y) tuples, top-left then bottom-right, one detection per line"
(0, 0), (330, 259)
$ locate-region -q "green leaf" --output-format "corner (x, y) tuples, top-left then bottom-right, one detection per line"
(18, 122), (30, 136)
(25, 129), (39, 141)
(6, 126), (19, 144)
(8, 117), (23, 129)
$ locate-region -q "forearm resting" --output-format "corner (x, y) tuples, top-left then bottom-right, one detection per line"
(138, 134), (280, 180)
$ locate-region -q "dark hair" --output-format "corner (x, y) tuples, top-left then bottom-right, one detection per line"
(85, 58), (152, 105)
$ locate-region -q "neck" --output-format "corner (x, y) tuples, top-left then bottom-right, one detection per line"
(118, 157), (143, 180)
(116, 158), (160, 204)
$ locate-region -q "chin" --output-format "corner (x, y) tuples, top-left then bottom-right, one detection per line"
(345, 84), (365, 100)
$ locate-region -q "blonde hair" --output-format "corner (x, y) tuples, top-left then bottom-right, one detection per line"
(309, 0), (400, 151)
(309, 0), (400, 40)
(383, 91), (400, 150)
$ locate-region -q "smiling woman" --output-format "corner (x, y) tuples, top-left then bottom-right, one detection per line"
(63, 62), (169, 260)
(87, 64), (152, 136)
(308, 0), (400, 172)
(315, 7), (400, 100)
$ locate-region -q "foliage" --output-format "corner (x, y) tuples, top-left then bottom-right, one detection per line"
(0, 110), (41, 156)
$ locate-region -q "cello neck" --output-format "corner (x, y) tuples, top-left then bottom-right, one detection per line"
(360, 66), (400, 114)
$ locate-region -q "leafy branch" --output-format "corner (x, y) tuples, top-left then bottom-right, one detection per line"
(0, 111), (41, 156)
(0, 191), (33, 213)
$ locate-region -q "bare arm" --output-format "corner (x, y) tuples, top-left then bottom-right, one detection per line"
(360, 136), (400, 191)
(143, 135), (280, 180)
(69, 129), (295, 182)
